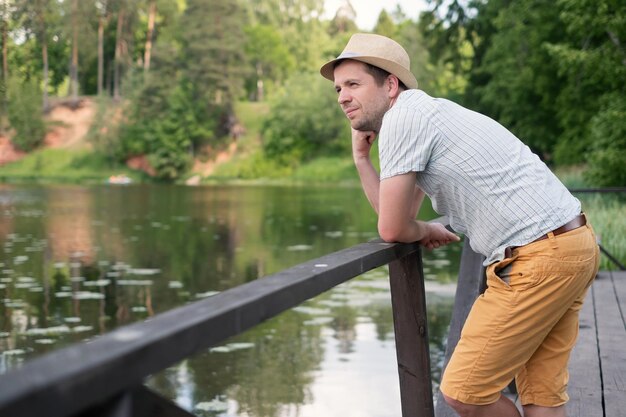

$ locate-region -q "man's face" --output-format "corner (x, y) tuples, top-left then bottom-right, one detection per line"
(333, 60), (391, 133)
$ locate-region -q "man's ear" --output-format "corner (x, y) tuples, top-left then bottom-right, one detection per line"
(386, 75), (401, 98)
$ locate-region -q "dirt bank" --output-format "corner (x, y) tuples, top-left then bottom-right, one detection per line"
(0, 98), (96, 166)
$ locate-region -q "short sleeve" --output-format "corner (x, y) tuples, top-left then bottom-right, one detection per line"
(378, 106), (439, 180)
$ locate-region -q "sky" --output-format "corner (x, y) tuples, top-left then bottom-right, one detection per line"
(323, 0), (429, 31)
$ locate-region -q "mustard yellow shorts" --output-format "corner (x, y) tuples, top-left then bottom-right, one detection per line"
(440, 222), (600, 407)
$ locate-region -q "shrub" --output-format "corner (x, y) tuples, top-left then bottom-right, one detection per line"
(6, 78), (46, 151)
(584, 94), (626, 187)
(262, 72), (349, 165)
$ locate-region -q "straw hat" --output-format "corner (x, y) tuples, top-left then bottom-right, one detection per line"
(320, 33), (418, 89)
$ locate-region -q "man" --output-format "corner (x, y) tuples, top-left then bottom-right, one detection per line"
(320, 33), (600, 417)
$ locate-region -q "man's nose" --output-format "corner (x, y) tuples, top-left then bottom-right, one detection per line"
(337, 89), (351, 104)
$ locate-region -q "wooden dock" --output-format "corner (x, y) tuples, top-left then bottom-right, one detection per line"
(501, 270), (626, 417)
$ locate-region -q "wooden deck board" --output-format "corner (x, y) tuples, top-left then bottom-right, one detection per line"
(566, 282), (603, 417)
(611, 270), (626, 328)
(594, 271), (626, 417)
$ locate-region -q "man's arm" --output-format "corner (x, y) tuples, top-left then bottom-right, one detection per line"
(378, 173), (459, 248)
(352, 129), (424, 217)
(352, 129), (381, 213)
(352, 129), (457, 247)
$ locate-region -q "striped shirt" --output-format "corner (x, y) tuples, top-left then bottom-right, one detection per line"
(378, 89), (581, 265)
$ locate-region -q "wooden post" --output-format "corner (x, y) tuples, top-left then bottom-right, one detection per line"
(389, 248), (435, 417)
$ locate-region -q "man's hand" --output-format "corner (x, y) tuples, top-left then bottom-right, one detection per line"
(352, 128), (376, 162)
(419, 222), (460, 249)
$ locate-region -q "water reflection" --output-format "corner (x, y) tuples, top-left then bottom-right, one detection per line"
(0, 184), (460, 416)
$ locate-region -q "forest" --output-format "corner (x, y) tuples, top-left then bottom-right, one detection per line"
(0, 0), (624, 185)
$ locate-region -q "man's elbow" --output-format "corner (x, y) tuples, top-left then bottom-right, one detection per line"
(378, 222), (403, 243)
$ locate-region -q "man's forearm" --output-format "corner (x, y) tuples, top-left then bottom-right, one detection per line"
(354, 156), (380, 214)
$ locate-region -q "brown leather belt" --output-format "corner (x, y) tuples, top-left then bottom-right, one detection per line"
(504, 213), (586, 258)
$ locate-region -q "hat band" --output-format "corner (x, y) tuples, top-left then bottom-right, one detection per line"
(336, 51), (359, 59)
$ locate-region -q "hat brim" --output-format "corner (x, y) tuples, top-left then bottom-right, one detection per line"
(320, 55), (418, 90)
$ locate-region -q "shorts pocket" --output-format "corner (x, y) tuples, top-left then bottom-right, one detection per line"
(487, 256), (518, 291)
(498, 255), (539, 291)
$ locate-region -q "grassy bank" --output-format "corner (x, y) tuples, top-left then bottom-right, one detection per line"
(0, 148), (141, 184)
(576, 193), (626, 271)
(554, 166), (625, 270)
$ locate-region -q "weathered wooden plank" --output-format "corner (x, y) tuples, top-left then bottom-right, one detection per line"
(566, 283), (603, 417)
(594, 271), (626, 417)
(611, 270), (626, 329)
(0, 239), (422, 417)
(435, 238), (486, 417)
(389, 250), (434, 417)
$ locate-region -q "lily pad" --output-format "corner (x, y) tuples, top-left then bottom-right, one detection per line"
(72, 291), (105, 300)
(128, 268), (161, 276)
(195, 399), (229, 412)
(195, 291), (220, 298)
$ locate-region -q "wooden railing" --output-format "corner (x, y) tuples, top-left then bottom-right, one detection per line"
(0, 217), (472, 417)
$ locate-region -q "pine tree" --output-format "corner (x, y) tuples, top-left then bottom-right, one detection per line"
(373, 10), (396, 38)
(180, 0), (246, 125)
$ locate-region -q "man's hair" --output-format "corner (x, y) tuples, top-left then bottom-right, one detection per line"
(334, 59), (407, 91)
(364, 63), (408, 91)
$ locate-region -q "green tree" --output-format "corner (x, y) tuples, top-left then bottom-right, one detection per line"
(396, 18), (467, 99)
(245, 0), (328, 72)
(12, 0), (67, 98)
(244, 24), (294, 101)
(95, 0), (111, 96)
(6, 77), (46, 151)
(114, 0), (246, 180)
(545, 0), (626, 186)
(180, 0), (246, 113)
(420, 0), (625, 174)
(583, 94), (626, 187)
(373, 9), (396, 38)
(0, 0), (16, 127)
(547, 0), (626, 167)
(142, 0), (156, 71)
(16, 0), (52, 110)
(117, 42), (209, 180)
(419, 0), (482, 77)
(262, 72), (348, 164)
(69, 0), (78, 103)
(472, 1), (565, 160)
(85, 0), (181, 97)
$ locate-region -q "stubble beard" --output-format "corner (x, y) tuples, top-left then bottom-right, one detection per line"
(351, 106), (386, 133)
(352, 117), (381, 132)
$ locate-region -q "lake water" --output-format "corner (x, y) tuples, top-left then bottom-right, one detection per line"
(0, 183), (462, 417)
